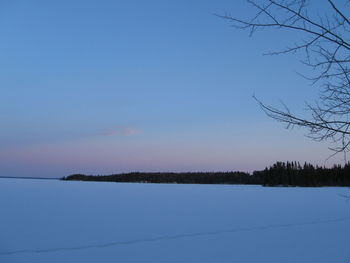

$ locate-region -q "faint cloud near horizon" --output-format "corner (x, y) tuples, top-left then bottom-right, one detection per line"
(99, 126), (141, 137)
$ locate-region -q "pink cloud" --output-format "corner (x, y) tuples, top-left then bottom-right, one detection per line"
(100, 126), (141, 137)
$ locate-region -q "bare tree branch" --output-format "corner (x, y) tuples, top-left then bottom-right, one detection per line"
(221, 0), (350, 157)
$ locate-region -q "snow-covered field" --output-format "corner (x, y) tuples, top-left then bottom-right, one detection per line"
(1, 178), (350, 263)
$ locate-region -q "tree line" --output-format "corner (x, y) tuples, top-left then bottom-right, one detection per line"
(253, 161), (350, 186)
(61, 171), (258, 185)
(61, 161), (350, 187)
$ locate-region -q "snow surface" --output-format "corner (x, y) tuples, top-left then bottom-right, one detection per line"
(0, 178), (350, 263)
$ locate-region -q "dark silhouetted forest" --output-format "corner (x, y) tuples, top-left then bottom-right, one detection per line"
(61, 161), (350, 187)
(253, 161), (350, 186)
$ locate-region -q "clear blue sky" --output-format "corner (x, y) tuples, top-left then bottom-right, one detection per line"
(0, 0), (340, 177)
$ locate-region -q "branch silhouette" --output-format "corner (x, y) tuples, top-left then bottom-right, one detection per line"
(220, 0), (350, 157)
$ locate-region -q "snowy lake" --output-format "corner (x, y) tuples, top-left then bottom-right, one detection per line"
(1, 178), (350, 263)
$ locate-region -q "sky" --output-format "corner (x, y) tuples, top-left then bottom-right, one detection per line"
(0, 0), (343, 177)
